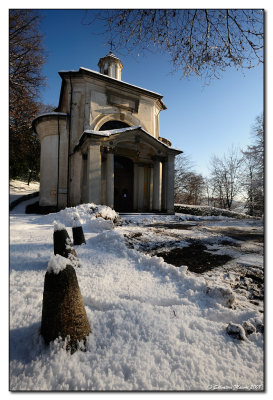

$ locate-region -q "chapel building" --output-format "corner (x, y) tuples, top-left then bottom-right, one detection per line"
(33, 51), (182, 213)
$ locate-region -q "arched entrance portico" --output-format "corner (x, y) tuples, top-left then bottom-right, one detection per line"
(114, 156), (134, 212)
(75, 125), (179, 214)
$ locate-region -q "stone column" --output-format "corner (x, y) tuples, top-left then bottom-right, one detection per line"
(161, 159), (168, 212)
(166, 154), (175, 213)
(69, 151), (82, 206)
(106, 149), (114, 208)
(87, 143), (101, 204)
(149, 167), (153, 211)
(133, 164), (139, 211)
(137, 165), (144, 211)
(152, 158), (162, 211)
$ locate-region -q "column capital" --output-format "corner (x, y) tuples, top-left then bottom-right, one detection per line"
(167, 153), (175, 161)
(102, 146), (115, 154)
(152, 155), (167, 162)
(135, 162), (153, 168)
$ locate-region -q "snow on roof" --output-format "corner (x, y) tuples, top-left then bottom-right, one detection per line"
(59, 66), (165, 101)
(80, 67), (164, 97)
(84, 125), (142, 136)
(74, 125), (182, 154)
(32, 112), (67, 126)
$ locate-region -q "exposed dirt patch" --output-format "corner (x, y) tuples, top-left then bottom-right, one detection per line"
(155, 241), (232, 273)
(203, 227), (264, 243)
(204, 263), (264, 311)
(219, 239), (240, 247)
(124, 232), (143, 239)
(121, 218), (263, 312)
(146, 223), (198, 230)
(224, 232), (264, 243)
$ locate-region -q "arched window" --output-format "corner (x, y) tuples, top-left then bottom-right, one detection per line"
(99, 120), (130, 131)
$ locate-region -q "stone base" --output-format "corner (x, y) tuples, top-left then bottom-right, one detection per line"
(25, 201), (58, 215)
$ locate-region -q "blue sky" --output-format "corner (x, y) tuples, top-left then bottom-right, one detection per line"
(39, 9), (264, 176)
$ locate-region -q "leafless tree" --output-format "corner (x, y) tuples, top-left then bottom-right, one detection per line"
(174, 154), (205, 205)
(241, 114), (264, 216)
(83, 9), (264, 81)
(209, 146), (243, 210)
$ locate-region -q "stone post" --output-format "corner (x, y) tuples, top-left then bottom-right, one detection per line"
(72, 215), (86, 246)
(41, 260), (91, 353)
(53, 222), (79, 267)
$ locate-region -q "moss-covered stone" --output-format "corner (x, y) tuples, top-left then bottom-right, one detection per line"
(40, 264), (91, 353)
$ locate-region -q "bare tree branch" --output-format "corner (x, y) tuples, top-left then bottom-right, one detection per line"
(83, 9), (264, 81)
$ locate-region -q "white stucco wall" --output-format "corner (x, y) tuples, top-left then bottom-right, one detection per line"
(63, 76), (163, 143)
(35, 115), (68, 207)
(39, 135), (58, 206)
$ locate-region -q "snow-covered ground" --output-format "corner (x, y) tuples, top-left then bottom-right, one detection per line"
(9, 179), (39, 204)
(9, 186), (264, 391)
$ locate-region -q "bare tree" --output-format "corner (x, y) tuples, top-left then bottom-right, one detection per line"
(209, 146), (243, 210)
(204, 177), (215, 207)
(174, 154), (205, 205)
(184, 173), (205, 205)
(83, 9), (264, 81)
(241, 114), (264, 216)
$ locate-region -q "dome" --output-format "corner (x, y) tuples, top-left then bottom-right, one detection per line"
(98, 50), (123, 80)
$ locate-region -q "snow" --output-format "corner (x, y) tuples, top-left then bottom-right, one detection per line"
(53, 221), (66, 231)
(32, 112), (67, 123)
(9, 194), (264, 391)
(9, 179), (40, 204)
(72, 213), (82, 228)
(75, 125), (181, 154)
(226, 323), (247, 341)
(79, 66), (164, 97)
(83, 125), (141, 136)
(47, 254), (69, 274)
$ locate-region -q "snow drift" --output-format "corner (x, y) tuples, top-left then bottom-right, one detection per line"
(9, 202), (264, 391)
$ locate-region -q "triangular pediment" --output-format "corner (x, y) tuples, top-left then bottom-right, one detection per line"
(74, 126), (182, 156)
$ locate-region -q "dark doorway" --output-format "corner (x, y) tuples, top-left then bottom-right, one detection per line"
(114, 156), (134, 212)
(99, 120), (130, 131)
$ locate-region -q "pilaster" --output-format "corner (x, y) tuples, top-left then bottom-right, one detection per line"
(105, 148), (115, 208)
(166, 154), (175, 213)
(152, 158), (162, 211)
(87, 143), (102, 204)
